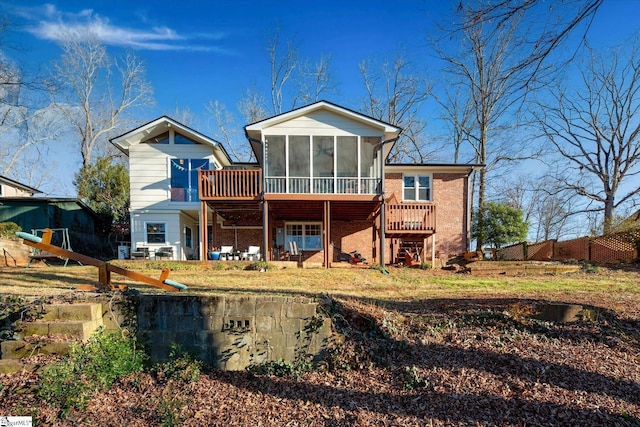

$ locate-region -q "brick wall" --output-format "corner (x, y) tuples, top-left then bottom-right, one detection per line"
(384, 172), (468, 258)
(553, 237), (590, 261)
(331, 221), (374, 263)
(213, 226), (263, 254)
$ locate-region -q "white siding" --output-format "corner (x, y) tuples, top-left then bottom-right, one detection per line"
(131, 212), (191, 260)
(264, 110), (384, 137)
(0, 185), (33, 197)
(129, 143), (218, 210)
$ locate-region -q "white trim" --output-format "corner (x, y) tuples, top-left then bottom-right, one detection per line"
(387, 164), (480, 174)
(245, 101), (401, 134)
(144, 221), (167, 244)
(284, 221), (323, 251)
(402, 173), (432, 202)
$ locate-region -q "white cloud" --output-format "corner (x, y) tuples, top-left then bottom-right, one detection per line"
(14, 3), (231, 53)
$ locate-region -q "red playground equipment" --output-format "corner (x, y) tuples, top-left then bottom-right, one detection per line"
(16, 228), (186, 292)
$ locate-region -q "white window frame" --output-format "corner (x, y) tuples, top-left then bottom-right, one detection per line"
(402, 173), (432, 202)
(285, 222), (323, 251)
(145, 222), (167, 244)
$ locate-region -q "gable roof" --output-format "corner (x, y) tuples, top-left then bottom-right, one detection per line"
(0, 175), (41, 195)
(244, 100), (403, 135)
(110, 116), (233, 165)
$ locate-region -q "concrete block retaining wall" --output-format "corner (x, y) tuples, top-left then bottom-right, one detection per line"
(133, 294), (332, 371)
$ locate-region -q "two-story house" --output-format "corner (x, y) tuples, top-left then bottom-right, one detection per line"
(113, 101), (480, 265)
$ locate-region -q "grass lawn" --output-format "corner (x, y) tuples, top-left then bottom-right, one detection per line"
(1, 261), (639, 426)
(1, 261), (638, 313)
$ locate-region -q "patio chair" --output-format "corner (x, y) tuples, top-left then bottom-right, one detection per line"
(219, 245), (234, 261)
(155, 246), (174, 260)
(241, 245), (261, 261)
(131, 247), (150, 260)
(288, 241), (302, 262)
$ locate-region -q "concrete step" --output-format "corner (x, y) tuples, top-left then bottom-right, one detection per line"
(41, 303), (103, 322)
(0, 359), (38, 374)
(20, 318), (102, 341)
(1, 339), (74, 360)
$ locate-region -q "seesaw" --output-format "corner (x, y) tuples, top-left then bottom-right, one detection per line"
(16, 229), (187, 292)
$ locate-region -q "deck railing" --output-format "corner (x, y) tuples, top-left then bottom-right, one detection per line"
(200, 169), (383, 199)
(199, 170), (262, 199)
(385, 203), (436, 233)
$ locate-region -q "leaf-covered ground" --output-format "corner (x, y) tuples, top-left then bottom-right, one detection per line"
(2, 288), (640, 426)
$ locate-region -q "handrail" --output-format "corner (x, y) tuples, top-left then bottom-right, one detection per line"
(385, 203), (436, 233)
(199, 170), (262, 199)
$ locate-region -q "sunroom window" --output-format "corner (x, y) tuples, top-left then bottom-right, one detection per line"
(170, 158), (210, 202)
(403, 175), (431, 201)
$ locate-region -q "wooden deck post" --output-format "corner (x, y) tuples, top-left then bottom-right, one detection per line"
(200, 201), (208, 261)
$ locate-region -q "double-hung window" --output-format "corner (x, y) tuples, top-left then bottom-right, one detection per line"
(146, 222), (166, 243)
(403, 175), (431, 201)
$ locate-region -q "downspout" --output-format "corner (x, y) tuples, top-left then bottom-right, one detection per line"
(379, 137), (399, 267)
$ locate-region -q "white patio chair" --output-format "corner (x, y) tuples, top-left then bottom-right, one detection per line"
(241, 245), (261, 261)
(288, 241), (302, 262)
(219, 245), (234, 261)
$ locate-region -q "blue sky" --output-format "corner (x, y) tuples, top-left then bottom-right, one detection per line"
(2, 0), (640, 196)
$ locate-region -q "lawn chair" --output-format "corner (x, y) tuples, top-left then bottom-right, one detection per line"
(241, 245), (261, 261)
(288, 241), (302, 262)
(155, 246), (174, 260)
(219, 245), (234, 261)
(131, 247), (150, 260)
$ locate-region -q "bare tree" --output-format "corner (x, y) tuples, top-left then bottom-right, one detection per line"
(0, 21), (65, 190)
(435, 0), (602, 248)
(359, 52), (432, 162)
(434, 85), (474, 163)
(206, 27), (333, 158)
(205, 100), (255, 162)
(268, 27), (298, 115)
(535, 41), (640, 234)
(456, 0), (603, 75)
(237, 86), (268, 124)
(50, 37), (154, 167)
(296, 54), (336, 105)
(497, 174), (580, 241)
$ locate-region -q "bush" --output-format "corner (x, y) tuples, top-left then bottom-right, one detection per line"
(0, 222), (21, 239)
(153, 344), (202, 384)
(246, 260), (273, 271)
(38, 327), (147, 415)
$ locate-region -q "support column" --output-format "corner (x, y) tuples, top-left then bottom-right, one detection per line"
(263, 200), (269, 261)
(200, 201), (208, 261)
(324, 201), (331, 268)
(380, 202), (386, 266)
(431, 233), (436, 269)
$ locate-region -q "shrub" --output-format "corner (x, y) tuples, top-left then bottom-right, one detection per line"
(38, 327), (147, 415)
(153, 344), (202, 383)
(246, 260), (273, 271)
(0, 222), (21, 239)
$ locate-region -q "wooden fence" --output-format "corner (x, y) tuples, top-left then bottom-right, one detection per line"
(496, 229), (640, 263)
